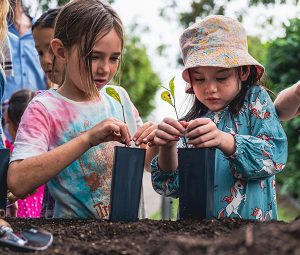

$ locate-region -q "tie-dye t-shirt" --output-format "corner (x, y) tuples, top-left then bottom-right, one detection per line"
(11, 85), (143, 218)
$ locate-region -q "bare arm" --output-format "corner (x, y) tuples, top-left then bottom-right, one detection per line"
(274, 81), (300, 121)
(8, 133), (91, 197)
(8, 118), (131, 198)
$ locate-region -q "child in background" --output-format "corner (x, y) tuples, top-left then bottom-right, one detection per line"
(5, 89), (44, 218)
(151, 15), (287, 221)
(32, 7), (62, 218)
(8, 0), (157, 219)
(32, 8), (63, 88)
(274, 80), (300, 121)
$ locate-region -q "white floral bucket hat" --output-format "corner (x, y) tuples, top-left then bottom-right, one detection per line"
(180, 15), (265, 93)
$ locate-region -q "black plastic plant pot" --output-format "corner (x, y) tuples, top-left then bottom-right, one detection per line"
(0, 149), (10, 219)
(109, 146), (146, 222)
(178, 147), (215, 220)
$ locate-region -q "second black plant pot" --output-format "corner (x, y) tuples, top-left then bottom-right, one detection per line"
(0, 149), (10, 219)
(109, 146), (146, 222)
(178, 147), (215, 220)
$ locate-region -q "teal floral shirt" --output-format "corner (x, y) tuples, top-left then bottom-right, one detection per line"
(151, 85), (287, 221)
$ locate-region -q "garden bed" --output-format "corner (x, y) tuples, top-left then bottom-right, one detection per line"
(1, 217), (300, 255)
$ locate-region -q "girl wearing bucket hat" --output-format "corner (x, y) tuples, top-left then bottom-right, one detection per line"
(151, 15), (287, 221)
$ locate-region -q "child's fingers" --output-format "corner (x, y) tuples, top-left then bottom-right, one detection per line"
(158, 122), (184, 137)
(163, 117), (186, 133)
(133, 122), (155, 140)
(155, 129), (180, 143)
(133, 122), (157, 145)
(188, 131), (217, 147)
(186, 118), (211, 131)
(117, 122), (131, 146)
(186, 122), (212, 139)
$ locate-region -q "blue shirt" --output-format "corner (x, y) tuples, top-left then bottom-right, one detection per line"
(3, 23), (46, 100)
(0, 68), (5, 148)
(151, 85), (288, 221)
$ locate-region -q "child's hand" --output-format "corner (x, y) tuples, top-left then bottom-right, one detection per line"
(186, 118), (222, 148)
(85, 118), (131, 147)
(133, 122), (157, 147)
(153, 117), (187, 147)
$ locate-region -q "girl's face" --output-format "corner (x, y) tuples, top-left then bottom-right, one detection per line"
(189, 66), (248, 112)
(62, 28), (121, 100)
(33, 27), (64, 85)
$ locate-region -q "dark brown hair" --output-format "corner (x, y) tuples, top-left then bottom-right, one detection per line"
(54, 0), (124, 99)
(32, 8), (60, 32)
(183, 66), (260, 121)
(7, 89), (35, 128)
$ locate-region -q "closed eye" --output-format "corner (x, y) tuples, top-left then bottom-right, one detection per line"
(216, 77), (228, 82)
(194, 78), (205, 82)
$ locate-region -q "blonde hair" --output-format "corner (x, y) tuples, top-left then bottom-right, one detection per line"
(54, 0), (124, 99)
(0, 0), (10, 51)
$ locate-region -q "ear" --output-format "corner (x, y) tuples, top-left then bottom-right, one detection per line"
(240, 66), (250, 81)
(51, 39), (67, 64)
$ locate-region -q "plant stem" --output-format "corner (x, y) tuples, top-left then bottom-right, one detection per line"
(173, 99), (188, 148)
(121, 104), (128, 147)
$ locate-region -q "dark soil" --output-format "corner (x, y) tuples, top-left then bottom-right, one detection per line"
(1, 217), (300, 255)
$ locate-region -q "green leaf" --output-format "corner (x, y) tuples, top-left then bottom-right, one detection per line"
(169, 77), (175, 99)
(161, 91), (173, 106)
(105, 87), (122, 104)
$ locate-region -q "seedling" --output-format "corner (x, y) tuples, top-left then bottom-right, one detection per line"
(160, 77), (187, 147)
(105, 87), (126, 124)
(105, 86), (145, 222)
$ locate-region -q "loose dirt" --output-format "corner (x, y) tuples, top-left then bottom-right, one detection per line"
(1, 217), (300, 255)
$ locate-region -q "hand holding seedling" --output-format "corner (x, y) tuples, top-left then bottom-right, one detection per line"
(157, 77), (188, 147)
(186, 118), (236, 155)
(133, 121), (158, 147)
(154, 117), (187, 147)
(84, 118), (131, 147)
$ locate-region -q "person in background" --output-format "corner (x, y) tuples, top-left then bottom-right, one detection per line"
(274, 81), (300, 121)
(0, 0), (10, 148)
(31, 8), (63, 218)
(5, 89), (45, 218)
(7, 0), (157, 219)
(32, 8), (64, 89)
(151, 15), (287, 221)
(3, 0), (46, 101)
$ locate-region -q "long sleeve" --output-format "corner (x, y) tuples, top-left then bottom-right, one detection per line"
(150, 155), (179, 198)
(228, 87), (287, 180)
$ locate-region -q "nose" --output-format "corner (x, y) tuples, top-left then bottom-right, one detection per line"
(96, 59), (110, 75)
(205, 81), (217, 94)
(42, 52), (52, 66)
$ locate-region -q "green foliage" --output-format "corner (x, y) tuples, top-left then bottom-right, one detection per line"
(265, 19), (300, 93)
(118, 34), (160, 119)
(160, 0), (299, 27)
(264, 18), (300, 202)
(38, 0), (115, 11)
(247, 36), (268, 66)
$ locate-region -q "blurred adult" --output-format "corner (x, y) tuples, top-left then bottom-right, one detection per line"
(3, 0), (46, 101)
(1, 0), (10, 148)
